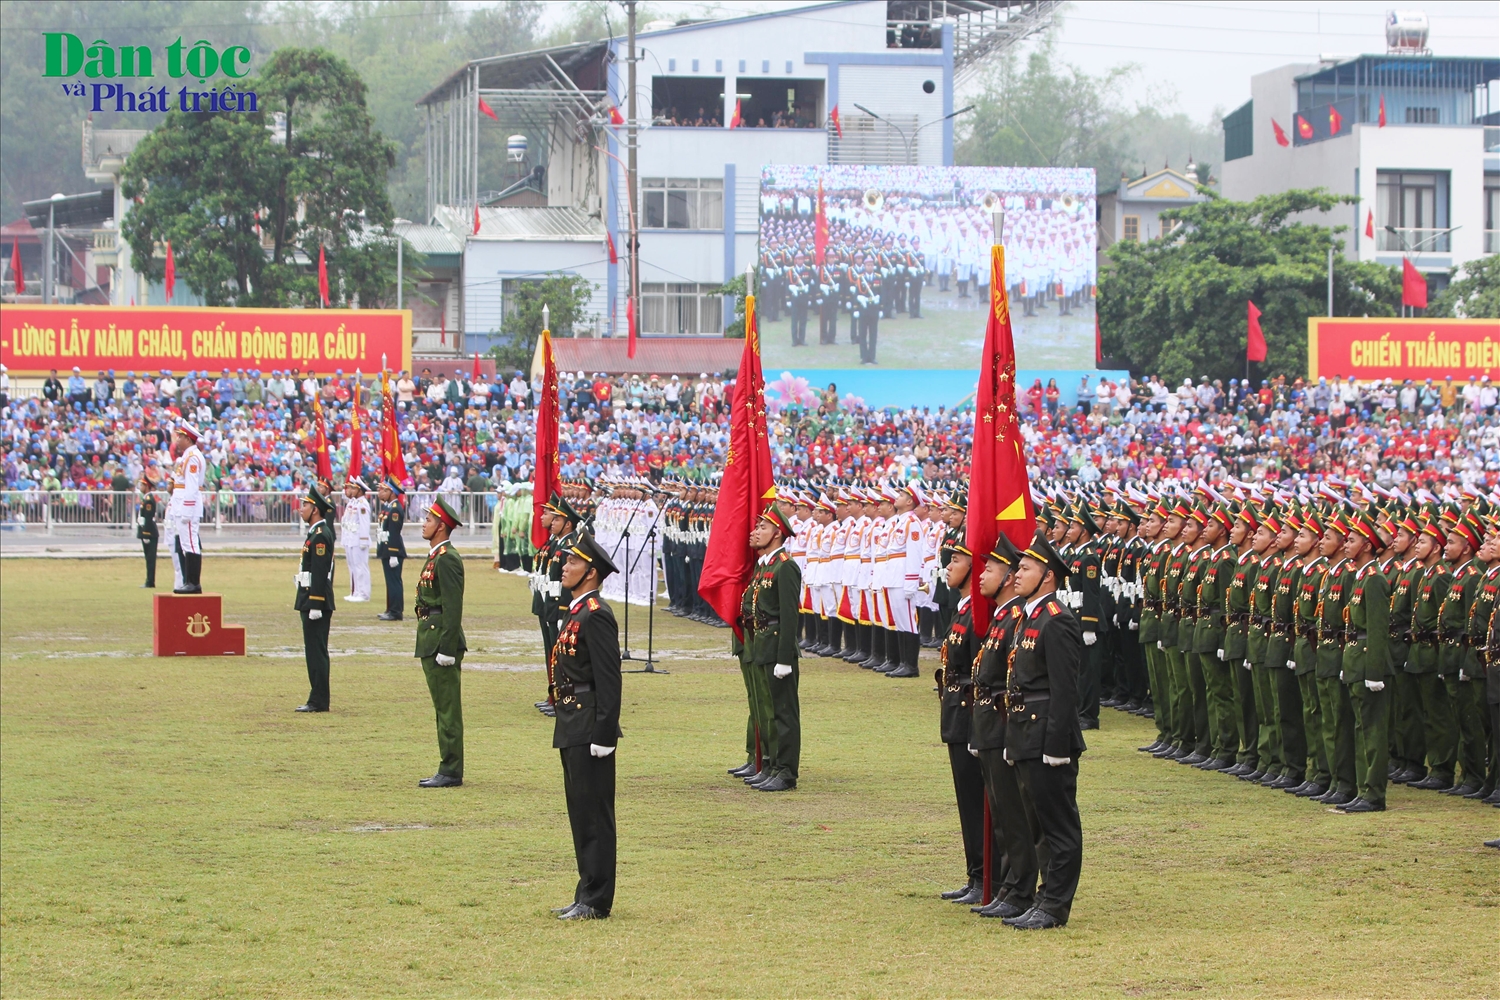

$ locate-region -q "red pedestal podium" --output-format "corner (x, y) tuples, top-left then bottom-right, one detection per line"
(153, 593), (247, 656)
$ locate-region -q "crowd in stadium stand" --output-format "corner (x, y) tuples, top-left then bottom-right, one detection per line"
(3, 361), (1500, 500)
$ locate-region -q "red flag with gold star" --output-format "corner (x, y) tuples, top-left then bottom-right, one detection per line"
(965, 244), (1036, 625)
(698, 287), (774, 638)
(531, 324), (561, 548)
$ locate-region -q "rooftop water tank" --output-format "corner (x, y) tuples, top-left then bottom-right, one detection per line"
(506, 134), (527, 163)
(1385, 10), (1430, 54)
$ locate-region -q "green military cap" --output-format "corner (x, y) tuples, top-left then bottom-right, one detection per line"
(549, 496), (581, 525)
(1020, 530), (1070, 582)
(428, 495), (463, 530)
(569, 530), (618, 578)
(759, 504), (794, 539)
(304, 484), (335, 517)
(1114, 498), (1140, 526)
(1076, 503), (1102, 536)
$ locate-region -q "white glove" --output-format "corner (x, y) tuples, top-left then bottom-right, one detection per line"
(1216, 649), (1225, 661)
(1082, 631), (1097, 646)
(589, 744), (616, 757)
(1042, 754), (1072, 766)
(1128, 621), (1138, 630)
(1242, 659), (1252, 671)
(1287, 659), (1297, 670)
(773, 663), (792, 679)
(1157, 640), (1164, 650)
(1364, 679), (1385, 692)
(297, 571), (312, 588)
(1339, 670), (1345, 682)
(435, 653), (455, 667)
(968, 745), (979, 758)
(1458, 669), (1468, 681)
(389, 556), (398, 567)
(307, 609), (322, 620)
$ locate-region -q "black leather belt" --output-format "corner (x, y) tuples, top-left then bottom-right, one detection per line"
(415, 604), (442, 619)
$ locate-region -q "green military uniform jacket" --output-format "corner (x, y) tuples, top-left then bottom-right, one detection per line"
(1268, 550), (1299, 669)
(295, 519), (337, 612)
(551, 590), (622, 749)
(1438, 558), (1480, 676)
(736, 547), (801, 667)
(1315, 558), (1354, 679)
(1224, 548), (1256, 661)
(414, 540), (466, 659)
(1193, 543), (1235, 655)
(1247, 550), (1279, 667)
(1387, 555), (1417, 670)
(1177, 544), (1209, 649)
(1293, 555), (1326, 675)
(136, 494), (159, 541)
(1407, 560), (1448, 674)
(1138, 538), (1170, 645)
(1466, 562), (1500, 676)
(1159, 541), (1189, 649)
(1341, 558), (1391, 683)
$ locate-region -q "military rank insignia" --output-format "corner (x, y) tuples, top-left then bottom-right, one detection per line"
(1046, 600), (1061, 616)
(587, 597), (601, 611)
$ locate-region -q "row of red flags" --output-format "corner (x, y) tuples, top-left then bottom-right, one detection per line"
(1271, 94), (1387, 148)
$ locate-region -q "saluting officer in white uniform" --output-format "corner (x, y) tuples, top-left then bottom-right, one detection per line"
(341, 476), (373, 602)
(169, 421), (206, 594)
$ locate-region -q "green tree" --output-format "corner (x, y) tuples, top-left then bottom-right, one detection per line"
(1428, 255), (1500, 319)
(487, 273), (596, 372)
(1098, 189), (1403, 383)
(708, 268), (752, 339)
(120, 47), (397, 307)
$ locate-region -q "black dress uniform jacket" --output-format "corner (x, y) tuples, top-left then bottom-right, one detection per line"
(938, 595), (981, 744)
(1005, 594), (1086, 762)
(295, 519), (337, 612)
(552, 591), (623, 749)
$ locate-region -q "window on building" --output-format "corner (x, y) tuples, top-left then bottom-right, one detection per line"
(1122, 216), (1140, 242)
(735, 78), (824, 129)
(642, 178), (723, 230)
(650, 76), (725, 127)
(1405, 107), (1440, 124)
(1485, 174), (1499, 254)
(1376, 171), (1450, 252)
(1222, 99), (1253, 161)
(640, 283), (724, 335)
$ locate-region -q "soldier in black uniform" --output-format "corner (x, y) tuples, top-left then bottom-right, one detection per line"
(1069, 505), (1106, 729)
(376, 476), (408, 621)
(136, 478), (160, 588)
(295, 485), (337, 713)
(539, 496), (582, 717)
(551, 531), (623, 920)
(816, 257), (842, 345)
(786, 251), (813, 347)
(1002, 532), (1085, 930)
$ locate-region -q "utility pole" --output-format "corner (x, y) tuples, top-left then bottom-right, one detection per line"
(1326, 245), (1333, 317)
(625, 1), (639, 343)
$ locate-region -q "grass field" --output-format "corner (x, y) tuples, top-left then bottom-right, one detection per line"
(2, 555), (1496, 999)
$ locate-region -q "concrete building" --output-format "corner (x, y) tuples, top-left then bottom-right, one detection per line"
(1220, 47), (1500, 297)
(1096, 167), (1210, 250)
(415, 0), (1060, 356)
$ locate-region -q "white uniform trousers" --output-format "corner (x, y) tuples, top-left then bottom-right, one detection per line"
(344, 543), (371, 601)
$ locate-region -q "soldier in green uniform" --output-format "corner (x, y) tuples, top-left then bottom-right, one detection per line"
(1193, 506), (1237, 770)
(1153, 503), (1192, 759)
(295, 485), (337, 713)
(1438, 514), (1487, 796)
(1466, 524), (1499, 801)
(136, 478), (160, 588)
(1265, 511), (1306, 788)
(1405, 517), (1453, 790)
(1001, 532), (1085, 930)
(1385, 510), (1424, 785)
(1071, 505), (1106, 731)
(1224, 505), (1264, 778)
(1288, 509), (1332, 798)
(1173, 509), (1211, 764)
(1311, 514), (1356, 806)
(1337, 513), (1391, 812)
(733, 504), (802, 792)
(551, 531), (623, 920)
(1139, 502), (1175, 754)
(376, 476), (407, 621)
(1482, 525), (1500, 806)
(415, 496), (466, 788)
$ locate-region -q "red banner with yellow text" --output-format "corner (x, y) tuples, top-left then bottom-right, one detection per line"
(1308, 316), (1500, 382)
(0, 305), (411, 377)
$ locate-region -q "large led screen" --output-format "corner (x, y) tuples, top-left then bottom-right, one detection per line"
(756, 164), (1097, 370)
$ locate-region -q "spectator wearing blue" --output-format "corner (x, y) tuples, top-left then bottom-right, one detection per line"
(67, 366), (88, 404)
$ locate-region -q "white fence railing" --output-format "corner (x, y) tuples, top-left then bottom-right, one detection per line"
(0, 490), (503, 536)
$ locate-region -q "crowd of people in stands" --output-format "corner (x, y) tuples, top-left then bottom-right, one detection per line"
(653, 106), (819, 129)
(4, 361), (1500, 505)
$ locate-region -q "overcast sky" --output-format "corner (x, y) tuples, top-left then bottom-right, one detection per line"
(537, 1), (1500, 122)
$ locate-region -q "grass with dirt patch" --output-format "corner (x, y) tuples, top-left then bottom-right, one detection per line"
(1, 555), (1495, 998)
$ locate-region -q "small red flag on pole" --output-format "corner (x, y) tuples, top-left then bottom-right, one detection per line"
(1328, 104), (1343, 134)
(1378, 94), (1387, 127)
(1365, 209), (1375, 239)
(471, 352), (481, 381)
(473, 203), (481, 236)
(606, 230), (618, 264)
(829, 105), (843, 138)
(1402, 258), (1428, 309)
(1246, 300), (1267, 362)
(1271, 119), (1290, 147)
(9, 240), (23, 294)
(163, 240), (176, 301)
(317, 244), (329, 307)
(478, 96), (498, 121)
(311, 393), (334, 482)
(1095, 313), (1104, 366)
(1295, 115), (1314, 140)
(730, 99), (742, 129)
(609, 105), (625, 126)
